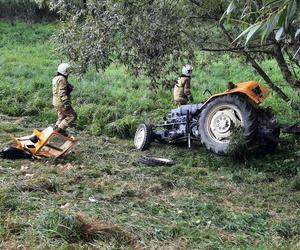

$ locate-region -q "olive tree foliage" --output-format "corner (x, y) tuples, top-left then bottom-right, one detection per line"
(37, 0), (221, 86)
(38, 0), (298, 102)
(223, 0), (300, 97)
(224, 0), (300, 44)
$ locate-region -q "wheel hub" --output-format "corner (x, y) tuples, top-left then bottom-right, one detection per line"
(134, 127), (146, 148)
(210, 109), (241, 141)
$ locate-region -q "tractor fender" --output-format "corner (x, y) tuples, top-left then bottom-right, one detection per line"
(193, 81), (269, 117)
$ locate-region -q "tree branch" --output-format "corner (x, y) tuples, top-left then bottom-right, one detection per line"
(199, 46), (272, 54)
(219, 22), (290, 102)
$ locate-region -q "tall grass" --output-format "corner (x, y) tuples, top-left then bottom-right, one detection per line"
(0, 21), (298, 138)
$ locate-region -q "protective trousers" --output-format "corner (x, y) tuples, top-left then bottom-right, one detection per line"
(55, 106), (77, 130)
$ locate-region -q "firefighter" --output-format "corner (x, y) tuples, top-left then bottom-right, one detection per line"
(52, 63), (77, 136)
(173, 64), (194, 106)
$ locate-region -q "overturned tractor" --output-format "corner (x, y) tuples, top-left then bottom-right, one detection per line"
(134, 81), (282, 155)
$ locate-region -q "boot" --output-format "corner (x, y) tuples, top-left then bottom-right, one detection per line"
(53, 126), (69, 137)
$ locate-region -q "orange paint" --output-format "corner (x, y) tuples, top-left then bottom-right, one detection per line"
(205, 81), (269, 105)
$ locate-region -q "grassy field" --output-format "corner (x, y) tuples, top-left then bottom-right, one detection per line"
(0, 21), (300, 249)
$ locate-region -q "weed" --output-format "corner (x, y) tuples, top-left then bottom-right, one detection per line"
(106, 115), (138, 138)
(290, 174), (300, 191)
(35, 209), (83, 242)
(0, 188), (20, 213)
(227, 127), (249, 161)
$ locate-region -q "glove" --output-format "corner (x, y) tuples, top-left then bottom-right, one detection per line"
(63, 101), (71, 111)
(188, 95), (194, 102)
(66, 83), (74, 95)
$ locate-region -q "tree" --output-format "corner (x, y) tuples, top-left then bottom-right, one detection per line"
(41, 0), (209, 81)
(41, 0), (297, 102)
(223, 0), (300, 97)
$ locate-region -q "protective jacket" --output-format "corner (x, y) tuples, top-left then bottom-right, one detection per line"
(173, 75), (193, 105)
(52, 74), (76, 130)
(52, 75), (72, 107)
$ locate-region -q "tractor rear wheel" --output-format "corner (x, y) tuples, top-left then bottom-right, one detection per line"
(199, 95), (257, 155)
(134, 123), (153, 151)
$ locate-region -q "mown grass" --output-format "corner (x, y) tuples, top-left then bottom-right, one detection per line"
(0, 21), (300, 249)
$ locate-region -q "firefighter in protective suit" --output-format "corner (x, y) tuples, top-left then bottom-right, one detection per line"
(173, 64), (194, 106)
(52, 63), (77, 136)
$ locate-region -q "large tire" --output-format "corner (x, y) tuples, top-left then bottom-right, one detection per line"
(254, 108), (280, 155)
(199, 95), (257, 155)
(134, 123), (153, 151)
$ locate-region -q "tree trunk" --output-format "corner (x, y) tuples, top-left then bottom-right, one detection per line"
(272, 42), (300, 95)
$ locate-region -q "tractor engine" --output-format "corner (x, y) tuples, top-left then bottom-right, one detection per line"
(156, 104), (203, 141)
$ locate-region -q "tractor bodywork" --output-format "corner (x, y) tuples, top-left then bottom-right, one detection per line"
(204, 80), (269, 106)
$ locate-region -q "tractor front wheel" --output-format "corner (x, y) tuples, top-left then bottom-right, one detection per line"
(199, 95), (257, 155)
(134, 123), (153, 151)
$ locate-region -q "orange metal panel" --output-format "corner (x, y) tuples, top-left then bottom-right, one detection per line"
(204, 81), (269, 105)
(13, 127), (75, 158)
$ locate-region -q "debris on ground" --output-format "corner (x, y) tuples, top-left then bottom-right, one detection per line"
(0, 127), (75, 160)
(139, 155), (175, 166)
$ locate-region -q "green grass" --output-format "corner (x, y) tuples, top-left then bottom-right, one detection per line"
(0, 21), (300, 249)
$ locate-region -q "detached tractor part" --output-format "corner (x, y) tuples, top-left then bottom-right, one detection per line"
(134, 81), (280, 155)
(0, 127), (75, 159)
(139, 155), (175, 166)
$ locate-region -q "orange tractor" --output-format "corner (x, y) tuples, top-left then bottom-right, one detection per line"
(134, 81), (283, 155)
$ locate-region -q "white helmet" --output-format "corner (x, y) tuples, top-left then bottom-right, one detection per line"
(182, 64), (193, 76)
(57, 63), (71, 76)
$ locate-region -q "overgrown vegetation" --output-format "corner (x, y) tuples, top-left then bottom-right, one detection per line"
(42, 0), (300, 107)
(0, 0), (56, 21)
(0, 21), (298, 138)
(0, 21), (300, 249)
